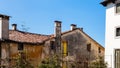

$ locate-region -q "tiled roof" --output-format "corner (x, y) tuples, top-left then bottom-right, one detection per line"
(8, 28), (104, 49)
(9, 30), (50, 44)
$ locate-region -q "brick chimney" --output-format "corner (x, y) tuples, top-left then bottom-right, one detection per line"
(71, 24), (77, 30)
(12, 24), (17, 30)
(0, 14), (10, 39)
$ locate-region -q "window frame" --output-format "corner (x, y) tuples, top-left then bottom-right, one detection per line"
(98, 47), (101, 53)
(116, 3), (120, 14)
(115, 49), (120, 68)
(115, 26), (120, 38)
(50, 41), (55, 50)
(87, 43), (91, 52)
(18, 43), (24, 51)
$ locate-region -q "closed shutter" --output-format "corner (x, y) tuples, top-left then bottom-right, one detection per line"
(115, 49), (120, 68)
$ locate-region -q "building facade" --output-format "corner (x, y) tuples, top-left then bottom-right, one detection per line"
(101, 0), (120, 68)
(0, 14), (50, 68)
(0, 14), (104, 68)
(43, 22), (104, 68)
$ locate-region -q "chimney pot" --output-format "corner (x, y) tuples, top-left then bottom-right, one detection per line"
(54, 20), (61, 27)
(71, 24), (77, 30)
(54, 20), (62, 37)
(12, 24), (17, 30)
(80, 28), (83, 31)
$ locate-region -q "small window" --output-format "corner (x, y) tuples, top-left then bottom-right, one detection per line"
(50, 41), (55, 50)
(87, 43), (91, 52)
(116, 27), (120, 36)
(18, 43), (23, 50)
(116, 3), (120, 13)
(98, 47), (101, 53)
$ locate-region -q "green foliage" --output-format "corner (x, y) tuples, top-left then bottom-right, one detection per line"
(38, 55), (61, 68)
(89, 56), (107, 68)
(12, 52), (34, 68)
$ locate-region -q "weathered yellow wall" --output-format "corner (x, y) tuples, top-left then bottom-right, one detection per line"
(8, 42), (43, 67)
(10, 43), (18, 57)
(24, 44), (43, 67)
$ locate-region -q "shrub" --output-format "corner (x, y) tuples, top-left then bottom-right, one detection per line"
(89, 56), (107, 68)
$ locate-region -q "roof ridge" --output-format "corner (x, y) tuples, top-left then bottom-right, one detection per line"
(9, 30), (50, 36)
(78, 29), (104, 49)
(49, 28), (104, 49)
(9, 30), (50, 44)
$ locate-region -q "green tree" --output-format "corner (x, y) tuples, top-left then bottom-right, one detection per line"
(89, 56), (107, 68)
(12, 52), (34, 68)
(38, 55), (61, 68)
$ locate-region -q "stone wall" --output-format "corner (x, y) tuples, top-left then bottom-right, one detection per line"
(0, 42), (43, 68)
(45, 29), (104, 68)
(61, 29), (104, 67)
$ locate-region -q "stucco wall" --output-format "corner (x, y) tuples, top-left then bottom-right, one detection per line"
(1, 42), (43, 67)
(62, 29), (104, 62)
(105, 3), (120, 68)
(46, 29), (104, 67)
(62, 30), (104, 67)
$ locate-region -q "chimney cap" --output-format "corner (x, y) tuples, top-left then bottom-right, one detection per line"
(0, 14), (10, 20)
(54, 20), (62, 23)
(12, 24), (17, 26)
(12, 24), (17, 30)
(71, 24), (77, 30)
(71, 24), (76, 26)
(80, 27), (83, 31)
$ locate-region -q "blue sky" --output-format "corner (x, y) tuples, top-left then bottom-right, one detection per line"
(0, 0), (105, 46)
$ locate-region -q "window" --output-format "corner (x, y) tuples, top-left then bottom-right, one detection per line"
(87, 43), (91, 52)
(116, 27), (120, 36)
(116, 3), (120, 13)
(18, 43), (23, 50)
(98, 47), (101, 53)
(50, 41), (55, 50)
(115, 49), (120, 68)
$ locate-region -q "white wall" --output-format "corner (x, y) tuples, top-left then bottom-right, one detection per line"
(105, 3), (120, 68)
(0, 16), (9, 39)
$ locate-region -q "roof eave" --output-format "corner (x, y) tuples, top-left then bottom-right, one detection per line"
(100, 0), (115, 7)
(0, 39), (44, 45)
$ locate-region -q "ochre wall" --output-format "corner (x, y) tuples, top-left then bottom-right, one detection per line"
(3, 42), (44, 67)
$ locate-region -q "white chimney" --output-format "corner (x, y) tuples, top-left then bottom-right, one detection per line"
(71, 24), (77, 30)
(0, 14), (10, 39)
(12, 24), (17, 30)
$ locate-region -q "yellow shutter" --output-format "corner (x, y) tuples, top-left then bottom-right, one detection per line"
(62, 41), (67, 57)
(62, 41), (68, 68)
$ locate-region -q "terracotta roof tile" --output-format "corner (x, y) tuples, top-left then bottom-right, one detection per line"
(9, 30), (50, 44)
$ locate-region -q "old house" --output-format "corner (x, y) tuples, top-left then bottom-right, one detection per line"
(0, 14), (104, 68)
(43, 21), (104, 68)
(0, 14), (50, 67)
(101, 0), (120, 68)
